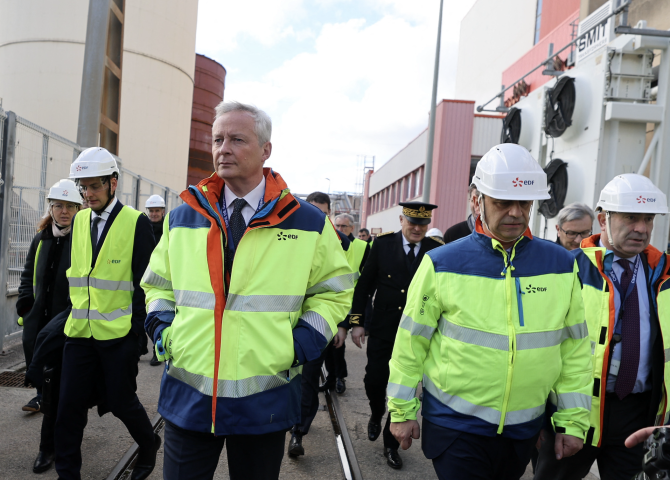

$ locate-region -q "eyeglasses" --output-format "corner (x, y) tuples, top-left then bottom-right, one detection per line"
(78, 180), (107, 195)
(559, 226), (592, 239)
(52, 203), (79, 213)
(335, 224), (351, 229)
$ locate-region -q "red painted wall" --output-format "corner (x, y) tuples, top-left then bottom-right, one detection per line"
(429, 100), (476, 232)
(539, 0), (581, 41)
(188, 54), (226, 187)
(502, 10), (578, 103)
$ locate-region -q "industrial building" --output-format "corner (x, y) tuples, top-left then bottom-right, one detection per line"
(362, 0), (670, 253)
(0, 0), (199, 192)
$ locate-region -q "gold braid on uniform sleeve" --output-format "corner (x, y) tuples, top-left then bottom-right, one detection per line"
(347, 314), (362, 326)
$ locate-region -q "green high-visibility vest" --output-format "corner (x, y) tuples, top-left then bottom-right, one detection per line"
(65, 205), (140, 340)
(346, 238), (367, 284)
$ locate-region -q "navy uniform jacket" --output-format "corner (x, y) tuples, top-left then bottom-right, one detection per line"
(350, 231), (443, 342)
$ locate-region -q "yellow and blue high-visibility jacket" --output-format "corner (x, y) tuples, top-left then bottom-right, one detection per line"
(142, 169), (354, 435)
(388, 219), (593, 439)
(574, 235), (670, 447)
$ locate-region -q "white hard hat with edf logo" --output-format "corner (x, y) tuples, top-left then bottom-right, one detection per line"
(472, 144), (550, 201)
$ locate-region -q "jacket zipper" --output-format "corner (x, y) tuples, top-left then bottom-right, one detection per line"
(497, 243), (520, 434)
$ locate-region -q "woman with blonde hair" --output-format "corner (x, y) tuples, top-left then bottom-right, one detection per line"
(16, 179), (82, 474)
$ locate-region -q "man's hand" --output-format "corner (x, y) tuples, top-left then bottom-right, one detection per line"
(555, 433), (583, 460)
(390, 420), (420, 450)
(333, 327), (347, 348)
(351, 326), (366, 348)
(625, 427), (658, 448)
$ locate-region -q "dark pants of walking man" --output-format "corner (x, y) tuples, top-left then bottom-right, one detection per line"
(164, 421), (286, 480)
(323, 341), (347, 385)
(365, 335), (400, 450)
(533, 391), (650, 480)
(424, 418), (538, 480)
(55, 334), (155, 479)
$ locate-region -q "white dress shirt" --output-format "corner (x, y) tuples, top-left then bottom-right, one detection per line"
(223, 177), (266, 226)
(401, 234), (420, 256)
(599, 240), (652, 393)
(91, 196), (118, 243)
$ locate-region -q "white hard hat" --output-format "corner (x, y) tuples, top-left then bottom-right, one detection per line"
(427, 228), (443, 238)
(47, 179), (83, 205)
(472, 144), (551, 201)
(69, 147), (119, 179)
(597, 174), (668, 215)
(146, 194), (166, 208)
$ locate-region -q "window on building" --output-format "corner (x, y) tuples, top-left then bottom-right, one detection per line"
(414, 169), (421, 198)
(533, 0), (543, 45)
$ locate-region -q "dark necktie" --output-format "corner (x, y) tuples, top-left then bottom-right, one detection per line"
(229, 198), (247, 252)
(91, 216), (102, 250)
(407, 243), (416, 263)
(615, 259), (640, 399)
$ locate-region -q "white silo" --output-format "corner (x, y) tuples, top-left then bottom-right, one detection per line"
(0, 0), (198, 192)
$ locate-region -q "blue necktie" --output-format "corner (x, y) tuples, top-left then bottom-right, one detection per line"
(229, 198), (247, 254)
(615, 259), (640, 399)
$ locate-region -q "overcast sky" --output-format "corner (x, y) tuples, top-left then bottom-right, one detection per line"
(195, 0), (477, 195)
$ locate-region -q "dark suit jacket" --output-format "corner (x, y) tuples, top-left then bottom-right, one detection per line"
(444, 220), (472, 244)
(351, 231), (443, 341)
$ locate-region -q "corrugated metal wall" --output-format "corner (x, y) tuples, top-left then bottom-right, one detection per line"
(429, 100), (475, 231)
(471, 114), (505, 157)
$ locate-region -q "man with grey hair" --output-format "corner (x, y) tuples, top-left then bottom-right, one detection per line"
(143, 101), (353, 480)
(555, 202), (596, 250)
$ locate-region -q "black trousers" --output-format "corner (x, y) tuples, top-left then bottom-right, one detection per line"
(163, 420), (286, 480)
(533, 391), (651, 480)
(295, 350), (326, 435)
(55, 335), (154, 480)
(364, 335), (399, 450)
(324, 340), (347, 383)
(424, 418), (538, 480)
(39, 363), (61, 453)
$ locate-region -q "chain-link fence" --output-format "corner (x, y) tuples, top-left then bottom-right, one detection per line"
(0, 110), (183, 348)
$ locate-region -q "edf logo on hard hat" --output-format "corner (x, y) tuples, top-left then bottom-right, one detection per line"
(637, 196), (656, 204)
(75, 165), (88, 172)
(513, 178), (535, 187)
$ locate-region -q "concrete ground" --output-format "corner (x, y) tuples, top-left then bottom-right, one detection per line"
(0, 333), (600, 480)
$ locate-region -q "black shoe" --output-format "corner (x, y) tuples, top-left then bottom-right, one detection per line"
(288, 431), (305, 457)
(22, 396), (41, 412)
(368, 419), (382, 441)
(33, 450), (54, 473)
(150, 352), (162, 366)
(335, 378), (346, 394)
(131, 434), (161, 480)
(384, 448), (403, 469)
(318, 381), (335, 392)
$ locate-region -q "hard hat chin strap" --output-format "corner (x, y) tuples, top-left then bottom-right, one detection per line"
(605, 211), (616, 250)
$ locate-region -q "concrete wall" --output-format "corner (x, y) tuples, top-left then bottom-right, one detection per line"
(0, 0), (198, 193)
(454, 0), (537, 109)
(117, 0), (198, 192)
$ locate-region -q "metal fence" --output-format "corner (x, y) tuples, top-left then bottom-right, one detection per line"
(0, 109), (183, 350)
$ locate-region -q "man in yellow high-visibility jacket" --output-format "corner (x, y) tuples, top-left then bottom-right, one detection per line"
(55, 147), (159, 480)
(142, 102), (353, 480)
(388, 144), (593, 479)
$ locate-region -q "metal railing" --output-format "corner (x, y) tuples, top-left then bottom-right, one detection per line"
(0, 109), (183, 350)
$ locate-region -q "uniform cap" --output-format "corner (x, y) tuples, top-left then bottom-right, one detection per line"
(399, 201), (438, 225)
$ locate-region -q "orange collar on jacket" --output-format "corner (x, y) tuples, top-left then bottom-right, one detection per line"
(581, 233), (665, 271)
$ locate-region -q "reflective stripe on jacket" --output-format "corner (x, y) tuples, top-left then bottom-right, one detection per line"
(142, 169), (354, 435)
(65, 206), (140, 340)
(575, 235), (670, 447)
(387, 220), (593, 440)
